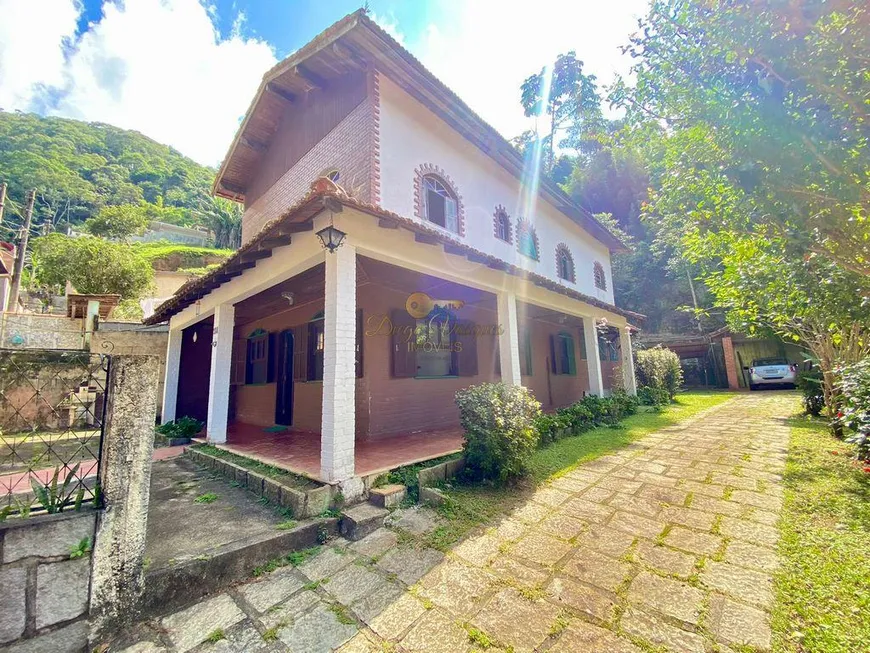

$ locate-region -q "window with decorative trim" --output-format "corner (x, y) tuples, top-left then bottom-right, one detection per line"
(516, 219), (539, 260)
(593, 261), (607, 290)
(493, 206), (512, 243)
(421, 175), (459, 232)
(413, 164), (465, 235)
(246, 328), (273, 384)
(555, 243), (575, 282)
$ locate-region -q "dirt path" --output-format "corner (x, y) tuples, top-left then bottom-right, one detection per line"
(120, 393), (795, 653)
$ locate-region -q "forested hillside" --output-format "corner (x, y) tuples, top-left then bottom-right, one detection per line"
(0, 111), (233, 239)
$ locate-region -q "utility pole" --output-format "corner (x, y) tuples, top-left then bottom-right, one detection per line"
(9, 189), (35, 313)
(0, 182), (6, 225)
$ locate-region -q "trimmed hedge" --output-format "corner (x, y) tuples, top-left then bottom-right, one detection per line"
(635, 346), (683, 403)
(536, 392), (639, 446)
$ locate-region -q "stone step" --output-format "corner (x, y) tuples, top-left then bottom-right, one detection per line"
(339, 504), (389, 541)
(368, 484), (406, 508)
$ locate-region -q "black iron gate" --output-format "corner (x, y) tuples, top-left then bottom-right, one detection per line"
(0, 349), (110, 517)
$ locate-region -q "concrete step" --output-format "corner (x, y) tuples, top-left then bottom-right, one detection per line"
(340, 504), (389, 541)
(368, 484), (406, 508)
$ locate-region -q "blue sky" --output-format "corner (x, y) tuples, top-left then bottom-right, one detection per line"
(0, 0), (649, 165)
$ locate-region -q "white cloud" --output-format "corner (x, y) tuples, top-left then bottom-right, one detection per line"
(0, 0), (80, 111)
(402, 0), (649, 140)
(51, 0), (276, 165)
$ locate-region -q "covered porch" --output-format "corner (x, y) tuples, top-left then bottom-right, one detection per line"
(153, 187), (638, 493)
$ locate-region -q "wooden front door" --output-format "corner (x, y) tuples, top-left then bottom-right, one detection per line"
(275, 329), (294, 425)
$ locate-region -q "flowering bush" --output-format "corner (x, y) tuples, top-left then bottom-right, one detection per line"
(836, 358), (870, 460)
(455, 383), (541, 483)
(635, 346), (683, 400)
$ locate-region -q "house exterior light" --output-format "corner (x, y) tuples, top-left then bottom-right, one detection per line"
(317, 225), (346, 253)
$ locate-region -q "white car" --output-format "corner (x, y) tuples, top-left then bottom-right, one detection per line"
(747, 358), (798, 390)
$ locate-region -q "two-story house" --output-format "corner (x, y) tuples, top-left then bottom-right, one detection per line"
(147, 10), (641, 494)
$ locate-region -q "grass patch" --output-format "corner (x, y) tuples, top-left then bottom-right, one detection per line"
(205, 628), (225, 643)
(377, 452), (463, 501)
(275, 520), (298, 531)
(426, 391), (735, 551)
(464, 624), (495, 648)
(252, 546), (321, 576)
(261, 624), (284, 641)
(191, 444), (319, 490)
(194, 492), (218, 504)
(771, 414), (870, 653)
(328, 603), (356, 625)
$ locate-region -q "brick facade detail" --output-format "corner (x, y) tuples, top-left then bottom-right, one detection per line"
(555, 242), (576, 283)
(241, 99), (374, 244)
(368, 70), (382, 206)
(493, 205), (512, 243)
(412, 163), (466, 237)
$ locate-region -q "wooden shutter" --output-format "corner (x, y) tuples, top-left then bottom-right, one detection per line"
(549, 334), (557, 374)
(231, 339), (247, 385)
(456, 320), (478, 377)
(355, 309), (364, 378)
(293, 325), (308, 382)
(519, 329), (532, 376)
(391, 309), (416, 378)
(445, 197), (458, 233)
(266, 332), (276, 383)
(566, 335), (577, 375)
(577, 324), (587, 359)
(494, 341), (501, 376)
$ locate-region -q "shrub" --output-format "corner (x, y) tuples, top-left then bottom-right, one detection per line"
(534, 412), (572, 446)
(637, 385), (671, 406)
(836, 359), (870, 460)
(535, 391), (638, 445)
(635, 346), (683, 400)
(797, 369), (825, 417)
(455, 383), (541, 483)
(157, 416), (203, 439)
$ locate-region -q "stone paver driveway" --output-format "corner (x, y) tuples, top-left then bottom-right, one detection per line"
(123, 393), (794, 653)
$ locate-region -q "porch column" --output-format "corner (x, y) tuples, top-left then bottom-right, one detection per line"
(321, 244), (356, 482)
(497, 292), (522, 386)
(161, 327), (182, 423)
(206, 303), (234, 443)
(620, 326), (637, 395)
(583, 316), (604, 396)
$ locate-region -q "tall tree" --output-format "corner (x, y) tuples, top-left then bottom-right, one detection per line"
(520, 52), (603, 173)
(196, 197), (242, 250)
(613, 0), (870, 277)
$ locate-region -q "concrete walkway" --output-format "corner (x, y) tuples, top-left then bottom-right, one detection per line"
(121, 393), (794, 653)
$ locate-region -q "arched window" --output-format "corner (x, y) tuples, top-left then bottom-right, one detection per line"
(493, 206), (511, 243)
(593, 261), (607, 291)
(516, 218), (539, 260)
(422, 175), (458, 232)
(555, 243), (575, 282)
(320, 168), (340, 182)
(414, 164), (464, 235)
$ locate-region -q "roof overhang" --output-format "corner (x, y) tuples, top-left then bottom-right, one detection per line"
(146, 181), (644, 326)
(213, 10), (627, 253)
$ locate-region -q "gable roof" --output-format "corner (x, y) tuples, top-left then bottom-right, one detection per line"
(145, 180), (643, 326)
(214, 10), (627, 253)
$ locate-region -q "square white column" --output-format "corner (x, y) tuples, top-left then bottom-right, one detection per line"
(620, 326), (637, 395)
(206, 303), (234, 443)
(497, 292), (522, 386)
(583, 316), (604, 396)
(320, 244), (357, 482)
(161, 327), (183, 424)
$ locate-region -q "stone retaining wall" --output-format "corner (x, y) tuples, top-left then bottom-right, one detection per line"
(185, 448), (333, 518)
(0, 509), (97, 652)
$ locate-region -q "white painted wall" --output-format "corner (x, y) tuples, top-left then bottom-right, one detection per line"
(377, 74), (615, 304)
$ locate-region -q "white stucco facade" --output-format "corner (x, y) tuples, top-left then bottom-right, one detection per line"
(377, 74), (615, 304)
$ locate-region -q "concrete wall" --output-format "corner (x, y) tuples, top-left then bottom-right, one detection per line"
(0, 510), (96, 652)
(0, 314), (83, 350)
(377, 74), (615, 303)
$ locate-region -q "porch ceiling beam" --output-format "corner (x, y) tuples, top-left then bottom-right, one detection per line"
(265, 82), (296, 103)
(377, 218), (399, 229)
(240, 249), (273, 263)
(294, 64), (328, 90)
(259, 234), (293, 250)
(332, 42), (368, 69)
(219, 180), (246, 195)
(276, 222), (314, 236)
(414, 233), (439, 245)
(240, 136), (268, 153)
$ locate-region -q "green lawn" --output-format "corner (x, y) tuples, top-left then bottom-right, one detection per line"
(771, 415), (870, 653)
(422, 390), (736, 550)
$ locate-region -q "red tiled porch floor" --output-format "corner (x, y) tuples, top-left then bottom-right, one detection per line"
(212, 422), (464, 481)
